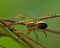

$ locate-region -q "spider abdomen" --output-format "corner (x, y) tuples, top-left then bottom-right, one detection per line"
(37, 23), (48, 29)
(26, 23), (35, 27)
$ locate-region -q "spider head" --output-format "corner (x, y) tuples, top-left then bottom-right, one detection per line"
(36, 21), (48, 29)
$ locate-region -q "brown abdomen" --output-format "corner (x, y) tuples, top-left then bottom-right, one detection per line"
(37, 23), (48, 29)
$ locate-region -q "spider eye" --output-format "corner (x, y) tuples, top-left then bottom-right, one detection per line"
(37, 21), (48, 29)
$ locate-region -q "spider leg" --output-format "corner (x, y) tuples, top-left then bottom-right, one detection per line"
(39, 14), (60, 20)
(10, 14), (25, 19)
(3, 14), (26, 23)
(42, 30), (47, 38)
(33, 30), (38, 41)
(30, 14), (38, 23)
(22, 28), (32, 35)
(44, 28), (60, 35)
(32, 14), (36, 19)
(25, 30), (31, 35)
(36, 29), (47, 38)
(17, 29), (31, 38)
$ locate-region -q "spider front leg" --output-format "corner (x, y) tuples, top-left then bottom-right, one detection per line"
(39, 14), (60, 20)
(10, 14), (25, 19)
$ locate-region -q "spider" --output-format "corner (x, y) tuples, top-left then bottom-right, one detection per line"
(10, 14), (60, 41)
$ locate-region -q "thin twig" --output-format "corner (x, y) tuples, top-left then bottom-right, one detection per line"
(1, 23), (46, 48)
(0, 19), (35, 48)
(0, 26), (29, 48)
(0, 19), (46, 48)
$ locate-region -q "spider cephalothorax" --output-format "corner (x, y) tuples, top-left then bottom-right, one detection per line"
(26, 22), (37, 30)
(26, 22), (35, 27)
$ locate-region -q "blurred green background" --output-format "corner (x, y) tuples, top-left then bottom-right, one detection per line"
(0, 0), (60, 48)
